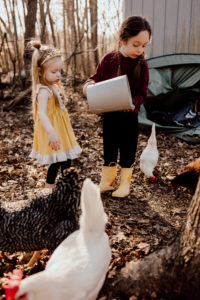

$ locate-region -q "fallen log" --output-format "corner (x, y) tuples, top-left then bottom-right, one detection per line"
(6, 86), (32, 109)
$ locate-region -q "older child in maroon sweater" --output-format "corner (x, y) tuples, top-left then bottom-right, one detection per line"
(83, 16), (152, 198)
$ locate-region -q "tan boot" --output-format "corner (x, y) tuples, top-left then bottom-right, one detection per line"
(99, 165), (117, 193)
(112, 167), (133, 198)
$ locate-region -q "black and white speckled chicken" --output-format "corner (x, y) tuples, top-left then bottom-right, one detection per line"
(5, 178), (111, 300)
(171, 157), (200, 192)
(0, 170), (80, 253)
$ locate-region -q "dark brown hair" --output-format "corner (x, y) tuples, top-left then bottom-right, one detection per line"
(118, 15), (152, 82)
(119, 15), (152, 43)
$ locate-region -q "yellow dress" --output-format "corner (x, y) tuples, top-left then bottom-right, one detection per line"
(30, 84), (82, 165)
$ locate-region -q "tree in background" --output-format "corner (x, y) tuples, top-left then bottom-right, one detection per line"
(0, 0), (122, 92)
(89, 0), (98, 67)
(24, 0), (37, 84)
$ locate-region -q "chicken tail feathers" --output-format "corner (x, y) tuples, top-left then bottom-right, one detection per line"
(148, 122), (156, 145)
(80, 178), (107, 234)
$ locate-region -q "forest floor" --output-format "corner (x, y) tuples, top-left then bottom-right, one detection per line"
(0, 85), (199, 299)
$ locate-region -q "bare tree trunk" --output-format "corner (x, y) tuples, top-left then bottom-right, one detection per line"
(39, 0), (48, 44)
(0, 71), (3, 99)
(71, 0), (77, 88)
(3, 0), (12, 31)
(16, 1), (24, 34)
(5, 33), (16, 84)
(57, 29), (61, 50)
(89, 0), (98, 67)
(85, 0), (90, 76)
(12, 0), (22, 86)
(0, 16), (13, 38)
(64, 0), (87, 80)
(47, 1), (56, 47)
(110, 176), (200, 299)
(75, 0), (86, 76)
(0, 29), (9, 72)
(101, 30), (105, 58)
(21, 0), (27, 24)
(0, 31), (6, 98)
(24, 0), (37, 84)
(63, 0), (68, 72)
(65, 0), (78, 87)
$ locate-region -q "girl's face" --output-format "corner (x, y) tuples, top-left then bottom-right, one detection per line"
(42, 57), (63, 85)
(120, 30), (150, 59)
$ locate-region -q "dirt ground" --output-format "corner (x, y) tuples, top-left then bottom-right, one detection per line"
(0, 86), (199, 299)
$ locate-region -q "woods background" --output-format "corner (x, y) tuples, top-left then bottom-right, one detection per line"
(0, 0), (122, 96)
(2, 1), (200, 299)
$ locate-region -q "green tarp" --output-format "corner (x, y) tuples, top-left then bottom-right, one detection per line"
(139, 54), (200, 143)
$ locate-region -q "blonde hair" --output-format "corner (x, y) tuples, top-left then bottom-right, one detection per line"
(29, 40), (63, 112)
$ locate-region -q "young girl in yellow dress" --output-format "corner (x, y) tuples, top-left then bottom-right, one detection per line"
(29, 41), (82, 188)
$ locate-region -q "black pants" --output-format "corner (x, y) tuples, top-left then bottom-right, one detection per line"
(102, 111), (138, 168)
(46, 159), (71, 184)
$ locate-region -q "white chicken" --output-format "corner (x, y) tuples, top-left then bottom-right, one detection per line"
(139, 123), (159, 182)
(7, 179), (111, 300)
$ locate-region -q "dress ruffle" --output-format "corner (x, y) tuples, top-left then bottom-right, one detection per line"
(55, 89), (65, 109)
(30, 145), (82, 165)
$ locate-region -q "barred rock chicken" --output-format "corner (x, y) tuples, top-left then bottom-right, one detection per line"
(171, 157), (200, 192)
(140, 123), (159, 181)
(5, 178), (111, 300)
(0, 170), (80, 253)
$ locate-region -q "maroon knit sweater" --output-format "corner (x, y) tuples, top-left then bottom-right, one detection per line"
(88, 50), (149, 114)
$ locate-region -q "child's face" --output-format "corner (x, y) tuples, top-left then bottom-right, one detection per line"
(121, 30), (150, 59)
(43, 57), (63, 85)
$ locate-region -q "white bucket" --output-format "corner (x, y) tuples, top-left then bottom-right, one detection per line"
(87, 75), (134, 114)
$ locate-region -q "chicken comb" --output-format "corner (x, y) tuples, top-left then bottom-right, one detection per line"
(149, 176), (158, 182)
(3, 269), (24, 300)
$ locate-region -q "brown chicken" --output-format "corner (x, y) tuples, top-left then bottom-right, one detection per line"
(171, 157), (200, 192)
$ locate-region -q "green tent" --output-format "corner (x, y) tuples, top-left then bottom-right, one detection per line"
(139, 54), (200, 143)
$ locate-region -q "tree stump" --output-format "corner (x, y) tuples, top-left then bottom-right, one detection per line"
(111, 176), (200, 299)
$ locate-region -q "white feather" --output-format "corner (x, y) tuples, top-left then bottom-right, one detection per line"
(16, 179), (111, 300)
(140, 123), (159, 178)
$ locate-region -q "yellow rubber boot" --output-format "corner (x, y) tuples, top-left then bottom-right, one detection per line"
(99, 165), (117, 193)
(112, 167), (133, 198)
